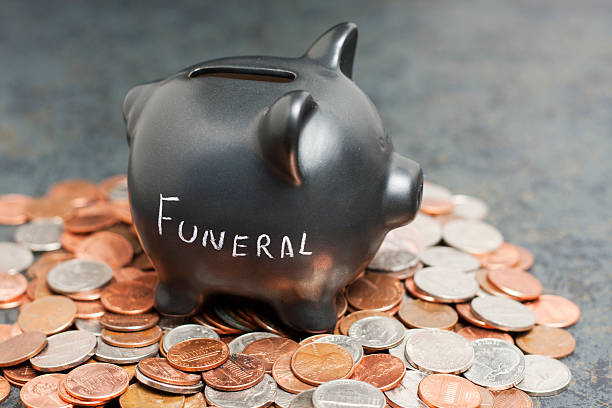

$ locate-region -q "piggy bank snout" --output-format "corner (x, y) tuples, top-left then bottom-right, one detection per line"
(383, 152), (423, 229)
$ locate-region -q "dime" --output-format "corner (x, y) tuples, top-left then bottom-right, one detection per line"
(411, 213), (442, 247)
(417, 374), (481, 408)
(30, 330), (97, 372)
(65, 362), (129, 401)
(470, 296), (535, 332)
(413, 266), (479, 302)
(47, 179), (101, 208)
(456, 326), (514, 344)
(451, 194), (489, 220)
(404, 277), (444, 303)
(443, 219), (503, 254)
(167, 338), (230, 371)
(101, 325), (162, 348)
(75, 318), (103, 336)
(312, 379), (386, 408)
(419, 246), (480, 272)
(291, 343), (353, 386)
(524, 294), (580, 328)
(338, 310), (391, 335)
(346, 273), (404, 312)
(135, 365), (203, 394)
(398, 299), (457, 330)
(76, 231), (134, 269)
(18, 295), (76, 335)
(490, 388), (533, 408)
(388, 329), (426, 370)
(101, 281), (155, 315)
(404, 329), (473, 374)
(349, 354), (405, 391)
(47, 259), (113, 294)
(486, 268), (542, 301)
(313, 334), (363, 365)
(101, 311), (160, 332)
(275, 387), (296, 408)
(242, 337), (299, 372)
(94, 336), (159, 364)
(0, 272), (27, 302)
(384, 370), (427, 408)
(289, 389), (315, 408)
(119, 382), (185, 408)
(0, 242), (34, 274)
(15, 218), (64, 251)
(475, 243), (520, 269)
(515, 325), (576, 358)
(205, 373), (277, 408)
(63, 203), (119, 233)
(163, 323), (220, 353)
(20, 373), (71, 408)
(227, 331), (280, 354)
(0, 194), (32, 225)
(202, 353), (265, 391)
(74, 300), (105, 319)
(348, 315), (405, 350)
(515, 354), (571, 396)
(0, 374), (9, 403)
(137, 357), (201, 386)
(272, 352), (315, 394)
(420, 182), (454, 215)
(463, 338), (525, 390)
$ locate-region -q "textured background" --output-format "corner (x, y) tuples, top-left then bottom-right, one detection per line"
(1, 0), (611, 406)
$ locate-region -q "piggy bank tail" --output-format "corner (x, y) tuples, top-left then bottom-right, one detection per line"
(123, 83), (155, 147)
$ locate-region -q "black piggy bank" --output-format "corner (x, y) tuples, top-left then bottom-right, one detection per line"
(123, 22), (423, 333)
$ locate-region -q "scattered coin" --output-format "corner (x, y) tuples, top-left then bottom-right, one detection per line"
(0, 242), (34, 274)
(291, 342), (353, 386)
(205, 373), (277, 408)
(0, 330), (46, 367)
(514, 245), (535, 270)
(515, 354), (571, 396)
(47, 258), (113, 294)
(289, 389), (315, 408)
(167, 337), (230, 371)
(474, 268), (512, 298)
(75, 318), (103, 336)
(470, 296), (535, 332)
(418, 374), (481, 408)
(387, 329), (425, 370)
(404, 329), (473, 374)
(47, 179), (101, 208)
(183, 392), (208, 408)
(475, 243), (520, 269)
(348, 315), (405, 350)
(0, 271), (27, 301)
(0, 194), (32, 225)
(413, 266), (479, 302)
(486, 268), (542, 301)
(275, 387), (296, 408)
(94, 336), (159, 364)
(101, 311), (159, 332)
(18, 295), (76, 335)
(312, 378), (386, 408)
(30, 330), (97, 372)
(346, 273), (404, 312)
(384, 370), (427, 408)
(74, 300), (105, 319)
(490, 388), (533, 408)
(119, 382), (185, 408)
(451, 194), (489, 220)
(163, 323), (220, 353)
(338, 310), (391, 335)
(20, 373), (71, 408)
(420, 182), (454, 215)
(515, 325), (576, 358)
(368, 249), (419, 273)
(411, 213), (442, 247)
(64, 362), (130, 401)
(464, 338), (526, 390)
(76, 231), (134, 269)
(101, 281), (155, 315)
(3, 362), (39, 385)
(456, 325), (514, 344)
(272, 352), (315, 394)
(419, 246), (480, 272)
(524, 294), (580, 328)
(57, 375), (108, 406)
(14, 218), (64, 251)
(202, 353), (266, 391)
(101, 325), (162, 348)
(227, 331), (280, 354)
(135, 364), (203, 394)
(242, 336), (299, 372)
(443, 219), (503, 254)
(398, 299), (457, 330)
(137, 357), (201, 386)
(349, 354), (405, 391)
(63, 202), (119, 233)
(26, 196), (73, 220)
(313, 334), (363, 365)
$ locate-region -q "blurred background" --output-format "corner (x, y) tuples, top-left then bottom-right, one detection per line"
(0, 1), (610, 406)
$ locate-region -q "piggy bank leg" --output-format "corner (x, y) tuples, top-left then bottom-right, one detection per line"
(275, 297), (337, 333)
(155, 281), (202, 316)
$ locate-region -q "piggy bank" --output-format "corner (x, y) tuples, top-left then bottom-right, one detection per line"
(123, 22), (423, 332)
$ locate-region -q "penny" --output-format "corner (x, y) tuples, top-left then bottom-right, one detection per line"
(313, 334), (363, 366)
(163, 324), (221, 353)
(348, 315), (405, 350)
(345, 273), (403, 312)
(119, 382), (185, 408)
(75, 318), (103, 336)
(475, 243), (520, 269)
(514, 245), (534, 270)
(515, 354), (571, 396)
(135, 365), (203, 394)
(524, 294), (580, 328)
(94, 336), (159, 364)
(349, 354), (405, 391)
(111, 200), (133, 224)
(60, 230), (89, 252)
(272, 352), (315, 394)
(137, 357), (201, 386)
(242, 337), (299, 372)
(490, 389), (533, 408)
(515, 325), (576, 358)
(101, 311), (160, 332)
(456, 326), (514, 344)
(57, 376), (108, 406)
(0, 194), (32, 225)
(74, 300), (105, 319)
(275, 388), (296, 408)
(47, 259), (113, 294)
(122, 363), (137, 381)
(26, 251), (74, 280)
(299, 333), (330, 346)
(167, 338), (230, 371)
(205, 373), (277, 408)
(65, 362), (129, 401)
(289, 389), (315, 408)
(0, 293), (27, 309)
(101, 325), (162, 348)
(420, 182), (454, 215)
(113, 266), (149, 282)
(0, 375), (8, 403)
(335, 292), (348, 318)
(18, 295), (77, 335)
(104, 224), (142, 255)
(405, 329), (473, 374)
(443, 219), (503, 254)
(417, 374), (481, 408)
(0, 271), (27, 301)
(47, 179), (101, 208)
(475, 385), (495, 408)
(76, 231), (134, 269)
(487, 268), (542, 301)
(338, 310), (391, 335)
(312, 379), (386, 408)
(413, 266), (479, 302)
(451, 194), (489, 220)
(26, 196), (73, 220)
(382, 261), (424, 280)
(398, 299), (458, 330)
(384, 370), (427, 408)
(464, 338), (526, 390)
(3, 362), (39, 384)
(30, 330), (97, 372)
(15, 218), (64, 251)
(101, 281), (155, 315)
(291, 343), (353, 386)
(419, 246), (480, 272)
(183, 392), (207, 408)
(20, 373), (71, 408)
(64, 203), (119, 233)
(202, 353), (265, 391)
(470, 296), (535, 332)
(67, 287), (103, 301)
(475, 268), (513, 298)
(0, 242), (34, 274)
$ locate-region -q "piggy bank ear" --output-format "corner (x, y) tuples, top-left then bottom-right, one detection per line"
(258, 90), (317, 186)
(303, 22), (358, 79)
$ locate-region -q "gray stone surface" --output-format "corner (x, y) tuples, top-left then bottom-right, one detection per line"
(0, 1), (610, 406)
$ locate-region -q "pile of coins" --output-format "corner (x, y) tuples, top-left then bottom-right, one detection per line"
(0, 178), (580, 407)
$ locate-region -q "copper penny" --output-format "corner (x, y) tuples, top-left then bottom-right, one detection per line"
(101, 325), (162, 348)
(98, 174), (127, 199)
(137, 357), (201, 386)
(202, 353), (265, 391)
(114, 267), (149, 283)
(100, 281), (154, 315)
(491, 388), (533, 408)
(456, 326), (514, 344)
(183, 392), (207, 408)
(64, 362), (129, 401)
(420, 182), (454, 215)
(111, 200), (134, 224)
(20, 373), (71, 408)
(3, 362), (39, 383)
(242, 337), (299, 372)
(26, 251), (74, 280)
(119, 382), (185, 408)
(475, 243), (520, 269)
(349, 354), (405, 391)
(18, 295), (76, 335)
(335, 292), (348, 318)
(0, 323), (22, 342)
(272, 352), (314, 394)
(514, 245), (534, 270)
(60, 230), (90, 252)
(346, 273), (404, 312)
(30, 279), (54, 300)
(129, 252), (154, 270)
(76, 231), (134, 269)
(167, 338), (230, 372)
(418, 374), (481, 408)
(487, 268), (542, 301)
(0, 194), (32, 225)
(67, 288), (103, 301)
(524, 294), (580, 327)
(0, 375), (9, 404)
(290, 342), (353, 386)
(57, 376), (107, 407)
(0, 294), (26, 310)
(103, 224), (143, 255)
(74, 300), (105, 319)
(64, 202), (119, 234)
(398, 299), (457, 330)
(338, 310), (391, 335)
(455, 303), (497, 330)
(0, 272), (27, 302)
(515, 325), (576, 358)
(26, 196), (73, 220)
(101, 311), (160, 332)
(47, 179), (101, 208)
(475, 269), (513, 298)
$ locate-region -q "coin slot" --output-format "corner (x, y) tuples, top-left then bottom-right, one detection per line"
(188, 67), (296, 83)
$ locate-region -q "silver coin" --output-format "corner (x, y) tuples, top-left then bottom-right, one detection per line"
(135, 365), (203, 394)
(464, 338), (526, 390)
(411, 213), (442, 248)
(289, 389), (315, 408)
(388, 329), (426, 370)
(348, 316), (405, 351)
(313, 335), (364, 365)
(14, 218), (63, 251)
(163, 324), (220, 353)
(0, 242), (34, 274)
(94, 336), (159, 364)
(419, 246), (480, 272)
(368, 249), (419, 273)
(413, 266), (478, 302)
(75, 318), (102, 336)
(205, 373), (277, 408)
(442, 219), (503, 254)
(275, 388), (296, 408)
(404, 329), (473, 374)
(30, 330), (97, 372)
(312, 379), (386, 408)
(47, 259), (113, 294)
(384, 371), (428, 408)
(451, 195), (489, 220)
(515, 354), (571, 396)
(471, 296), (536, 332)
(228, 331), (280, 354)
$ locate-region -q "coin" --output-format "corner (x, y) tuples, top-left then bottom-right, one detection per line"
(313, 334), (363, 365)
(0, 194), (32, 225)
(57, 376), (108, 406)
(368, 249), (420, 273)
(63, 203), (119, 233)
(514, 246), (534, 270)
(183, 392), (207, 408)
(291, 343), (353, 386)
(68, 287), (103, 301)
(420, 182), (454, 215)
(137, 357), (201, 387)
(450, 194), (489, 220)
(490, 388), (533, 408)
(135, 365), (203, 394)
(225, 332), (278, 356)
(101, 281), (155, 315)
(0, 242), (34, 274)
(404, 329), (473, 374)
(289, 389), (315, 408)
(163, 323), (221, 353)
(275, 387), (296, 408)
(202, 353), (265, 391)
(443, 219), (503, 254)
(464, 338), (525, 390)
(26, 196), (73, 220)
(475, 243), (520, 269)
(76, 231), (134, 269)
(205, 373), (277, 407)
(456, 326), (514, 344)
(101, 311), (160, 332)
(411, 213), (442, 247)
(413, 266), (479, 302)
(404, 277), (445, 303)
(20, 373), (71, 408)
(515, 354), (571, 396)
(94, 336), (159, 364)
(167, 338), (229, 372)
(470, 296), (535, 332)
(120, 382), (185, 408)
(3, 362), (39, 385)
(348, 315), (405, 350)
(0, 374), (9, 403)
(419, 246), (480, 272)
(384, 370), (427, 408)
(397, 299), (457, 330)
(349, 354), (405, 391)
(515, 325), (576, 358)
(474, 385), (495, 408)
(65, 362), (129, 401)
(47, 179), (101, 208)
(47, 259), (113, 294)
(345, 273), (404, 312)
(74, 300), (105, 319)
(312, 379), (386, 408)
(474, 268), (513, 298)
(387, 329), (425, 370)
(0, 271), (27, 301)
(18, 295), (76, 335)
(99, 175), (127, 200)
(14, 218), (64, 251)
(417, 374), (481, 408)
(75, 318), (103, 336)
(30, 330), (97, 372)
(272, 352), (315, 394)
(338, 310), (391, 335)
(242, 337), (299, 372)
(486, 268), (542, 301)
(101, 325), (162, 348)
(524, 294), (580, 328)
